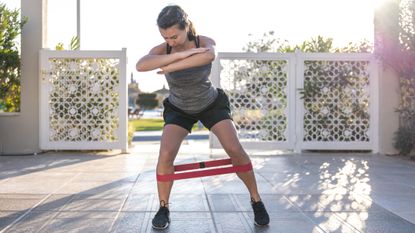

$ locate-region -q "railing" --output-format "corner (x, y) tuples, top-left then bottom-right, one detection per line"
(210, 51), (379, 152)
(39, 49), (127, 151)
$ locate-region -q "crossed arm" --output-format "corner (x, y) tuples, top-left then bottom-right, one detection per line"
(136, 36), (216, 74)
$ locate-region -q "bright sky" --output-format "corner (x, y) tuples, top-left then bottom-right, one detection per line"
(3, 0), (385, 92)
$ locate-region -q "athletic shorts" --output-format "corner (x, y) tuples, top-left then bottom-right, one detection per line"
(162, 88), (232, 132)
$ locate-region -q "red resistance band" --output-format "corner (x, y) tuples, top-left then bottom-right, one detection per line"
(156, 158), (253, 182)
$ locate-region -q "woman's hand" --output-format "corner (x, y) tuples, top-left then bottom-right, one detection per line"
(157, 67), (167, 75)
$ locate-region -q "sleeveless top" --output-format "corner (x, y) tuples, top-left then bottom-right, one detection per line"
(164, 36), (218, 114)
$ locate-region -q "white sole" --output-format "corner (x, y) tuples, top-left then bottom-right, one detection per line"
(254, 221), (269, 227)
(152, 222), (169, 230)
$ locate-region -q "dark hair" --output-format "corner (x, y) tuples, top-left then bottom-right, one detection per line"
(157, 5), (197, 41)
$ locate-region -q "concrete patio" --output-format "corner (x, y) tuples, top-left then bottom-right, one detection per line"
(1, 138), (415, 233)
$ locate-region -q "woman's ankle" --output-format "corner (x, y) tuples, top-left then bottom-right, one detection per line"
(250, 196), (261, 202)
(160, 200), (169, 208)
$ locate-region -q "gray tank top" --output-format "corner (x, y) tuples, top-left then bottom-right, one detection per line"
(164, 37), (218, 114)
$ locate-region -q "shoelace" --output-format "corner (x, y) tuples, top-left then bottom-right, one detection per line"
(155, 200), (169, 218)
(155, 206), (169, 217)
(253, 202), (262, 211)
(251, 199), (265, 214)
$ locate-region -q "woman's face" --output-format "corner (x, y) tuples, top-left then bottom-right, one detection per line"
(159, 24), (188, 48)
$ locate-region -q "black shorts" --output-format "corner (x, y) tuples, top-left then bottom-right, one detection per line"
(162, 88), (232, 132)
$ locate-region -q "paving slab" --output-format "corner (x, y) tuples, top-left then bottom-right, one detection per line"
(0, 140), (415, 232)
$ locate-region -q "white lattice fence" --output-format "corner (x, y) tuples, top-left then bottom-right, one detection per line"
(39, 49), (127, 151)
(211, 52), (379, 152)
(296, 53), (379, 151)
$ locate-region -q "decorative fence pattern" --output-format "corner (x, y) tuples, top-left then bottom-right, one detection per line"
(211, 52), (379, 152)
(211, 53), (296, 150)
(39, 49), (127, 151)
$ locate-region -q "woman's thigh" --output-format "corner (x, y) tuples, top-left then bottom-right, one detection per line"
(210, 119), (246, 157)
(158, 124), (189, 162)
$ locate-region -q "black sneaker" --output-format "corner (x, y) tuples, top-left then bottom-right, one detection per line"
(152, 206), (170, 230)
(251, 198), (270, 226)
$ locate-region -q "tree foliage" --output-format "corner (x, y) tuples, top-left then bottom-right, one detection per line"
(55, 36), (80, 51)
(0, 3), (26, 112)
(243, 31), (372, 53)
(136, 93), (158, 111)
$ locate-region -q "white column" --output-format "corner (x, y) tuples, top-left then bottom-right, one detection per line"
(77, 0), (81, 49)
(374, 0), (400, 155)
(0, 0), (47, 155)
(378, 67), (400, 154)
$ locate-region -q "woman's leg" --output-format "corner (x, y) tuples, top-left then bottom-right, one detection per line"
(156, 124), (189, 207)
(210, 119), (261, 201)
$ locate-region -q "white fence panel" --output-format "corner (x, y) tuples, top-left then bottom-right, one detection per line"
(296, 53), (379, 151)
(39, 49), (127, 151)
(210, 53), (297, 150)
(211, 52), (379, 152)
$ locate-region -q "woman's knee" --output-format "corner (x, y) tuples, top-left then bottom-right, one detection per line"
(158, 148), (176, 165)
(224, 144), (246, 157)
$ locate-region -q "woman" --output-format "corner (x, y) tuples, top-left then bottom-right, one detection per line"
(136, 5), (269, 230)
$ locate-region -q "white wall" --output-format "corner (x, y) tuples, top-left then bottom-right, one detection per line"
(0, 0), (47, 155)
(378, 67), (400, 155)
